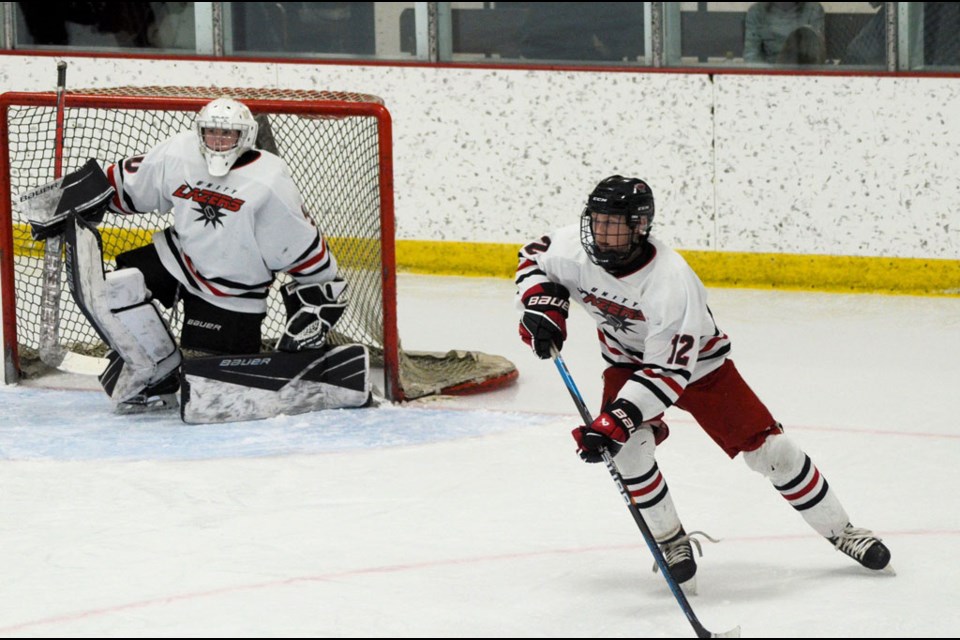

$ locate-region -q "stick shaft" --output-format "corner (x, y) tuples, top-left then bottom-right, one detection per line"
(552, 351), (719, 638)
(39, 61), (69, 367)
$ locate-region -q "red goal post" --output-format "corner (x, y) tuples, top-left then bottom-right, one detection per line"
(0, 86), (516, 401)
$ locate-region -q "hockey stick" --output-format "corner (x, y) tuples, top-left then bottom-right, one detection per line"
(551, 349), (740, 639)
(38, 61), (69, 367)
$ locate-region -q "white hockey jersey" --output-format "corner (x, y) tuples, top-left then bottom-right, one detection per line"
(516, 225), (731, 422)
(104, 131), (337, 314)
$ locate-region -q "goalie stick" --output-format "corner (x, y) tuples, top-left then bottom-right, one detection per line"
(552, 349), (741, 639)
(39, 61), (69, 367)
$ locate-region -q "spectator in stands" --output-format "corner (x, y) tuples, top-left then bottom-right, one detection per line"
(777, 25), (826, 65)
(744, 2), (825, 64)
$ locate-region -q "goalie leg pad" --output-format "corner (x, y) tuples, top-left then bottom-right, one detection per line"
(181, 344), (371, 424)
(65, 215), (181, 405)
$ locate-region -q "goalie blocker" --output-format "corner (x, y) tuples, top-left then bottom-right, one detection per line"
(181, 344), (372, 424)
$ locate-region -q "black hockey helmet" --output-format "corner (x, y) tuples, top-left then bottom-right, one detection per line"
(580, 175), (655, 272)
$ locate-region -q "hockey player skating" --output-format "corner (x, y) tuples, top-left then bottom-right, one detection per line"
(26, 97), (369, 421)
(516, 175), (891, 592)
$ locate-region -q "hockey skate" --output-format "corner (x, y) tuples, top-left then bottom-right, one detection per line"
(653, 527), (717, 595)
(115, 371), (180, 415)
(829, 523), (893, 573)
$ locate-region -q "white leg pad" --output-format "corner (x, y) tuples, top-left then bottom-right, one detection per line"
(614, 422), (684, 541)
(104, 268), (149, 310)
(67, 216), (180, 404)
(107, 302), (181, 401)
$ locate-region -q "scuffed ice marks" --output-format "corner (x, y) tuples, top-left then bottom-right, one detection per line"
(0, 386), (555, 462)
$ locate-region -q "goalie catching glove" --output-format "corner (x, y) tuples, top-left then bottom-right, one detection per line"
(572, 398), (643, 463)
(277, 279), (347, 352)
(519, 282), (570, 359)
(22, 158), (113, 240)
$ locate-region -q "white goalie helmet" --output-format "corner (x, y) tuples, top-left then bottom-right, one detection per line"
(193, 98), (259, 177)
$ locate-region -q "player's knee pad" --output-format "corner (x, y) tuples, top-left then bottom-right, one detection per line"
(65, 216), (180, 403)
(613, 422), (659, 477)
(742, 433), (805, 484)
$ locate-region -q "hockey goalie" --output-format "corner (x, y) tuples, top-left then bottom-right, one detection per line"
(23, 97), (371, 423)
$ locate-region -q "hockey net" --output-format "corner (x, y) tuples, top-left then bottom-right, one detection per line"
(0, 86), (517, 401)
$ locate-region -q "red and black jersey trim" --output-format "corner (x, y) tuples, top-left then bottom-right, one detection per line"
(200, 273), (273, 291)
(284, 232), (332, 279)
(600, 331), (645, 360)
(641, 362), (692, 381)
(161, 228), (271, 300)
(163, 228), (201, 290)
(107, 162), (146, 214)
(630, 374), (677, 408)
(699, 343), (731, 362)
(515, 267), (548, 286)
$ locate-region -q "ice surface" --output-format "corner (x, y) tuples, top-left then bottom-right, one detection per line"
(0, 274), (957, 637)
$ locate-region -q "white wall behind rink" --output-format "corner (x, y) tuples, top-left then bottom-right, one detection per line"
(0, 54), (958, 261)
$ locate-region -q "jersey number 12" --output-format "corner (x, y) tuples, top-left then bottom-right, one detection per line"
(668, 334), (694, 365)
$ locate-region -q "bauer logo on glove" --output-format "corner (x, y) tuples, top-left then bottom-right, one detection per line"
(572, 398), (643, 463)
(518, 282), (571, 359)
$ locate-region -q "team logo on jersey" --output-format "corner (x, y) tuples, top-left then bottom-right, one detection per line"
(578, 288), (645, 334)
(173, 183), (246, 228)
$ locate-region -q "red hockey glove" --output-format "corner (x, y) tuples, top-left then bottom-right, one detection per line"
(519, 282), (570, 359)
(572, 398), (643, 463)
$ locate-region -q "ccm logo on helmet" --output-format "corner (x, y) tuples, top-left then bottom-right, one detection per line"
(526, 295), (570, 311)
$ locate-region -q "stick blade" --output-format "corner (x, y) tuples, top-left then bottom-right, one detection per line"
(712, 625), (742, 638)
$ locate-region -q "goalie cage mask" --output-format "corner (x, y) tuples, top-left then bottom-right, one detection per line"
(193, 97), (259, 177)
(580, 174), (655, 273)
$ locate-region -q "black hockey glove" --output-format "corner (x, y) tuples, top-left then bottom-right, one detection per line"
(277, 279), (347, 352)
(571, 398), (643, 463)
(519, 282), (570, 359)
(24, 158), (112, 240)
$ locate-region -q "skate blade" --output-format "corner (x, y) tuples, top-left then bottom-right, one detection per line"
(115, 393), (179, 415)
(680, 576), (698, 596)
(712, 625), (741, 638)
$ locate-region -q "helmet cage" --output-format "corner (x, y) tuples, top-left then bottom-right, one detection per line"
(580, 176), (655, 271)
(580, 208), (652, 270)
(193, 98), (259, 177)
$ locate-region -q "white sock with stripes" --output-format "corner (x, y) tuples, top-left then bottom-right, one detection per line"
(614, 424), (683, 541)
(743, 433), (850, 538)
